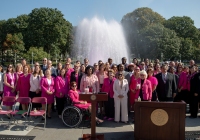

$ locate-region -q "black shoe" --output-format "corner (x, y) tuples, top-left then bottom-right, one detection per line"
(48, 116), (51, 119)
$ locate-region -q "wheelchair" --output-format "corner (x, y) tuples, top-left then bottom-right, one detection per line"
(61, 96), (90, 128)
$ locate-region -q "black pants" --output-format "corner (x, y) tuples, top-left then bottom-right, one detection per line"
(105, 96), (114, 118)
(189, 95), (199, 118)
(151, 90), (157, 101)
(29, 91), (41, 109)
(56, 97), (65, 115)
(174, 90), (189, 103)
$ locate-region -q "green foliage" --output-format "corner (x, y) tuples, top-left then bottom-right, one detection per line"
(25, 8), (73, 54)
(23, 47), (48, 62)
(139, 24), (181, 60)
(121, 7), (165, 56)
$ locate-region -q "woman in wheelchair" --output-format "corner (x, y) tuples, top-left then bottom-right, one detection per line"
(68, 82), (103, 123)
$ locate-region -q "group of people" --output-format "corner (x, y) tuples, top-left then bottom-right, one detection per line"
(0, 57), (200, 124)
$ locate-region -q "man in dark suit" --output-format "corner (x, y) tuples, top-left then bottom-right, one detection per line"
(155, 64), (177, 102)
(40, 58), (48, 73)
(70, 64), (83, 90)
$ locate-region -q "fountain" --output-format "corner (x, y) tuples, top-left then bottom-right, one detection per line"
(73, 17), (130, 65)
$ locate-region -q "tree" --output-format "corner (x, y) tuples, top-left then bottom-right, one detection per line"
(25, 8), (73, 56)
(23, 47), (48, 62)
(164, 16), (200, 46)
(121, 7), (165, 56)
(139, 24), (181, 60)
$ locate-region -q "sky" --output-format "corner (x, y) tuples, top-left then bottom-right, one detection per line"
(0, 0), (200, 28)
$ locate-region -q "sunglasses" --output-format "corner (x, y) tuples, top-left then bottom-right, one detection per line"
(43, 60), (47, 61)
(141, 64), (145, 65)
(72, 85), (77, 87)
(118, 74), (123, 76)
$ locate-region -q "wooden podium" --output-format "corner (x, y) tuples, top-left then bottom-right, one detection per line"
(79, 93), (108, 140)
(134, 101), (186, 140)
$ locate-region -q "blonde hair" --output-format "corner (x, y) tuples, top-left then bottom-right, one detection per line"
(139, 70), (147, 79)
(16, 63), (23, 72)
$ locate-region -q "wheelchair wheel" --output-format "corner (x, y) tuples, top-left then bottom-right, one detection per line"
(62, 106), (82, 128)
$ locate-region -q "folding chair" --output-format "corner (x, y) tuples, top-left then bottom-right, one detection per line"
(0, 96), (16, 127)
(29, 97), (47, 128)
(11, 97), (32, 130)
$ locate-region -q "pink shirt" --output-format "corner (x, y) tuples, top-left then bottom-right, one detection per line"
(101, 77), (116, 98)
(147, 76), (158, 90)
(80, 74), (99, 93)
(55, 76), (69, 98)
(178, 72), (188, 90)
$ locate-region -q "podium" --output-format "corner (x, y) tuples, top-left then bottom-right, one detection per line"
(79, 93), (108, 140)
(134, 101), (186, 140)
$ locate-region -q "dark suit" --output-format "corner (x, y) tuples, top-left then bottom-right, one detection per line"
(189, 72), (200, 117)
(40, 65), (47, 74)
(70, 72), (83, 90)
(155, 72), (177, 101)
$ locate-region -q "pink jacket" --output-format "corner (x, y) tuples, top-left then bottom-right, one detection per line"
(101, 77), (116, 98)
(66, 68), (74, 83)
(140, 79), (152, 100)
(55, 76), (69, 98)
(178, 72), (188, 90)
(41, 77), (55, 94)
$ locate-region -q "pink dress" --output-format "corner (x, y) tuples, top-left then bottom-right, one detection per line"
(68, 89), (91, 109)
(55, 76), (69, 98)
(41, 77), (55, 104)
(17, 74), (31, 97)
(129, 75), (140, 105)
(3, 73), (17, 106)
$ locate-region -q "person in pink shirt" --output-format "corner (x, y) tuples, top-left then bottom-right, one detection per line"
(80, 65), (99, 93)
(101, 69), (116, 121)
(15, 63), (23, 77)
(129, 66), (140, 111)
(138, 70), (152, 101)
(16, 65), (31, 110)
(153, 63), (161, 76)
(3, 64), (18, 111)
(68, 81), (103, 123)
(65, 62), (74, 84)
(175, 66), (189, 103)
(93, 63), (99, 75)
(41, 69), (55, 118)
(55, 68), (69, 118)
(96, 63), (108, 90)
(147, 68), (158, 101)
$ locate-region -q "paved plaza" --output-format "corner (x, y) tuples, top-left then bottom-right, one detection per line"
(0, 111), (200, 140)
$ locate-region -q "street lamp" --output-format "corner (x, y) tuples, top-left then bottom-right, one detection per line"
(161, 52), (163, 62)
(31, 51), (33, 67)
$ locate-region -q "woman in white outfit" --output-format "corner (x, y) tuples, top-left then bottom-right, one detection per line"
(113, 72), (129, 123)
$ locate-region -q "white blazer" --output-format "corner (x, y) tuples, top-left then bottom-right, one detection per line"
(113, 79), (129, 99)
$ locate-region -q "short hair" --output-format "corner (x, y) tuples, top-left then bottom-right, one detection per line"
(85, 65), (94, 75)
(139, 70), (147, 78)
(147, 68), (154, 74)
(70, 81), (77, 88)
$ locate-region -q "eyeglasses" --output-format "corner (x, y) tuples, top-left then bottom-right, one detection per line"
(140, 74), (145, 76)
(118, 74), (122, 76)
(9, 66), (13, 68)
(72, 85), (77, 87)
(141, 64), (145, 65)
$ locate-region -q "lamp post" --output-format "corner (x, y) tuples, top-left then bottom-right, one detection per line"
(31, 51), (33, 67)
(55, 53), (57, 66)
(14, 50), (16, 67)
(161, 52), (163, 62)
